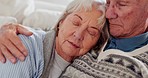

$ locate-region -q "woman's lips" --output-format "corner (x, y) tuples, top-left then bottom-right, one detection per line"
(67, 40), (80, 48)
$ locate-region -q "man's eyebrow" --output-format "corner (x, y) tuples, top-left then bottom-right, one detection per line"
(74, 14), (83, 20)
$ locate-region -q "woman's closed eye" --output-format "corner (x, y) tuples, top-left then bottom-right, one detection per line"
(72, 19), (81, 26)
(71, 14), (82, 26)
(87, 28), (98, 36)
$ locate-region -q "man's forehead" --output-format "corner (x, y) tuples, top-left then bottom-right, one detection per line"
(106, 0), (139, 2)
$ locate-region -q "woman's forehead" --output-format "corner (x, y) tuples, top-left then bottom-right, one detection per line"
(70, 10), (102, 20)
(66, 13), (102, 29)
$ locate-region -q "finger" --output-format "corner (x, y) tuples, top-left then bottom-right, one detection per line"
(1, 23), (17, 31)
(16, 24), (33, 36)
(4, 39), (26, 61)
(0, 45), (17, 64)
(0, 23), (28, 60)
(7, 33), (28, 57)
(2, 23), (33, 36)
(0, 49), (6, 63)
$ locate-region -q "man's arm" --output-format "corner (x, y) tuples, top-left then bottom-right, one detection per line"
(0, 23), (32, 63)
(0, 29), (45, 78)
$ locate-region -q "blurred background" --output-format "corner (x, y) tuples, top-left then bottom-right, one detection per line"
(0, 0), (73, 30)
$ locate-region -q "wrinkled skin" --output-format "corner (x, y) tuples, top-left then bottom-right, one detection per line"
(106, 0), (148, 38)
(0, 23), (32, 63)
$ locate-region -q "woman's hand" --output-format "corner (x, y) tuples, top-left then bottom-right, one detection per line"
(0, 23), (33, 64)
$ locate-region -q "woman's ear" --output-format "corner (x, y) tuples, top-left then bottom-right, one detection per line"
(59, 20), (64, 26)
(58, 20), (63, 30)
(56, 20), (63, 36)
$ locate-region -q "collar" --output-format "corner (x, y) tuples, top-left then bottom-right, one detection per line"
(107, 32), (148, 52)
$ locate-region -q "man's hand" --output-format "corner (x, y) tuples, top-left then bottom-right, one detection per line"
(0, 23), (33, 64)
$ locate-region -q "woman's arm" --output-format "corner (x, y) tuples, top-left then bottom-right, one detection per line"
(0, 23), (33, 63)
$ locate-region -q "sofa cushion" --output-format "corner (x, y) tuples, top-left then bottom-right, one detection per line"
(22, 9), (61, 30)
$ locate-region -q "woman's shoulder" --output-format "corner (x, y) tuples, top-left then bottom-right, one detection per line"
(0, 28), (46, 78)
(18, 28), (46, 58)
(18, 27), (46, 45)
(17, 28), (46, 77)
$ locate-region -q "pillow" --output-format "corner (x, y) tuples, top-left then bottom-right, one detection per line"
(0, 16), (17, 27)
(22, 9), (61, 31)
(0, 0), (35, 23)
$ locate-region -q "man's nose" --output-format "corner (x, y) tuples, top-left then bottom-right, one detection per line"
(106, 5), (117, 19)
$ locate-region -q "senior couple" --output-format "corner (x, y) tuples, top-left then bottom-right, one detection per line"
(0, 0), (147, 78)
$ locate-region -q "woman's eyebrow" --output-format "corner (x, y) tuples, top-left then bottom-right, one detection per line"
(74, 14), (83, 20)
(89, 26), (99, 31)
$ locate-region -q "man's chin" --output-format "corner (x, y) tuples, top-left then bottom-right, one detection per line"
(109, 27), (124, 38)
(110, 30), (122, 38)
(110, 32), (130, 38)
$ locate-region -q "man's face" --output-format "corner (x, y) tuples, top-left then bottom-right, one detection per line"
(106, 0), (148, 38)
(56, 6), (103, 58)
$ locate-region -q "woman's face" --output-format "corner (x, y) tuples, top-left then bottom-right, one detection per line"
(56, 7), (103, 58)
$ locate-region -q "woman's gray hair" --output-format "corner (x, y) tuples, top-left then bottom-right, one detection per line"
(51, 0), (106, 29)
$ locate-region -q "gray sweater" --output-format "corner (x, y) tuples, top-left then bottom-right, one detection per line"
(40, 28), (69, 78)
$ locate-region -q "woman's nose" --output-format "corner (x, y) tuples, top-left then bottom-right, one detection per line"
(73, 29), (84, 41)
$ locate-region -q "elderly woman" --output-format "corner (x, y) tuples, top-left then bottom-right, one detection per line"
(0, 0), (108, 78)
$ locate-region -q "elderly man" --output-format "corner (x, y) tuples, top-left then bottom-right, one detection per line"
(0, 0), (109, 78)
(0, 0), (147, 78)
(105, 0), (148, 52)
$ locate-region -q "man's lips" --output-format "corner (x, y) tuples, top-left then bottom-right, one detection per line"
(67, 41), (80, 48)
(109, 21), (122, 26)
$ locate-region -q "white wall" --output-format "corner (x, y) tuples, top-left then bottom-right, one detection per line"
(36, 0), (73, 6)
